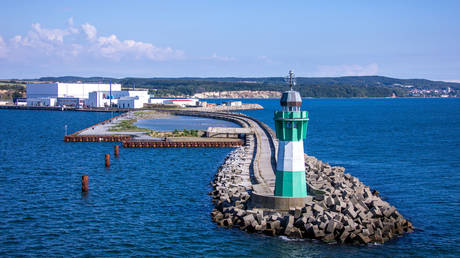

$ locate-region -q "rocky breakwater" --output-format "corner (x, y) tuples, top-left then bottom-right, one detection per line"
(210, 149), (414, 245)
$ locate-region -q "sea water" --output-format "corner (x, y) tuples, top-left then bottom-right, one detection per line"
(0, 98), (459, 257)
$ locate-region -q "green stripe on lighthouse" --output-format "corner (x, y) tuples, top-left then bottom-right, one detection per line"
(274, 170), (307, 197)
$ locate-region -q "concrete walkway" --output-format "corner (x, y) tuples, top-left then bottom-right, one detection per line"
(244, 118), (276, 195)
(78, 111), (158, 140)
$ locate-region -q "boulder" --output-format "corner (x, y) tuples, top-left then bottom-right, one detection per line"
(294, 207), (302, 219)
(326, 196), (335, 207)
(243, 214), (255, 227)
(313, 204), (324, 215)
(326, 221), (337, 233)
(339, 231), (350, 244)
(322, 233), (335, 243)
(346, 206), (357, 219)
(311, 225), (325, 238)
(357, 233), (372, 244)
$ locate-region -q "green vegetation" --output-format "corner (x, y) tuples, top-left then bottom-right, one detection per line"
(0, 80), (26, 100)
(109, 119), (149, 132)
(109, 118), (202, 138)
(120, 79), (408, 98)
(10, 75), (460, 98)
(148, 129), (203, 138)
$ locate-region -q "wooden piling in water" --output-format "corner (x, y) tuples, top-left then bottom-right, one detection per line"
(114, 145), (119, 157)
(81, 175), (89, 192)
(105, 154), (110, 167)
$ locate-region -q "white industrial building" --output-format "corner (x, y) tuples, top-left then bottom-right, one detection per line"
(25, 82), (153, 108)
(25, 82), (201, 109)
(26, 82), (121, 99)
(86, 90), (150, 108)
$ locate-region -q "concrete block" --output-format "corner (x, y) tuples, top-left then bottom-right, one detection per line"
(326, 221), (337, 233)
(322, 233), (335, 242)
(285, 227), (303, 238)
(294, 216), (307, 229)
(339, 230), (350, 243)
(375, 228), (384, 243)
(357, 233), (371, 244)
(223, 218), (233, 227)
(346, 207), (357, 219)
(313, 204), (324, 214)
(319, 222), (327, 230)
(243, 214), (255, 226)
(272, 220), (281, 230)
(370, 207), (382, 218)
(312, 225), (325, 238)
(326, 196), (335, 207)
(294, 207), (302, 219)
(307, 216), (316, 223)
(358, 211), (367, 221)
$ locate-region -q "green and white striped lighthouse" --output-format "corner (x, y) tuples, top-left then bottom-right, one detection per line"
(274, 70), (309, 197)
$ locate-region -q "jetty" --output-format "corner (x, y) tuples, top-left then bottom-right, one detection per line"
(64, 101), (413, 245)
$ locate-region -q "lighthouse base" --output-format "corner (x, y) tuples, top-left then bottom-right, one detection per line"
(249, 192), (312, 211)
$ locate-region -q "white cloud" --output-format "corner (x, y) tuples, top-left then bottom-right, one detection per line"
(31, 23), (68, 43)
(94, 34), (183, 61)
(1, 19), (184, 62)
(315, 63), (379, 77)
(81, 23), (97, 41)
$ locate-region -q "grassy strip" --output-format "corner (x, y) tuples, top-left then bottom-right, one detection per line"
(109, 119), (150, 132)
(148, 129), (204, 138)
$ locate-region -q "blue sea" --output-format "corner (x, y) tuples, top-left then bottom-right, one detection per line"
(0, 98), (459, 257)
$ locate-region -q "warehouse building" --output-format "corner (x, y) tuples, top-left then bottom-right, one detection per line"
(26, 82), (121, 99)
(85, 90), (150, 108)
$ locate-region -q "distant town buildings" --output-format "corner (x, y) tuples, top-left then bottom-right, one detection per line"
(407, 87), (456, 97)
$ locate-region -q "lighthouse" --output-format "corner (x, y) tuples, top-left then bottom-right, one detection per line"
(274, 70), (309, 197)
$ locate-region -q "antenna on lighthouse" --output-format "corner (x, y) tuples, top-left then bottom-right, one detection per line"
(284, 70), (296, 91)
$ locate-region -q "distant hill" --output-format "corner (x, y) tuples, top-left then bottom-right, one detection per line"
(36, 75), (460, 98)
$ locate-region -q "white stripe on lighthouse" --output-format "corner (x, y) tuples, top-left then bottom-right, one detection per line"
(276, 140), (306, 172)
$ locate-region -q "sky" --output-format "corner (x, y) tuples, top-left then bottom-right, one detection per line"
(0, 0), (459, 80)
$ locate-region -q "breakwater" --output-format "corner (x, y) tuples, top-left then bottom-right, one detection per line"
(207, 112), (414, 245)
(211, 148), (414, 244)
